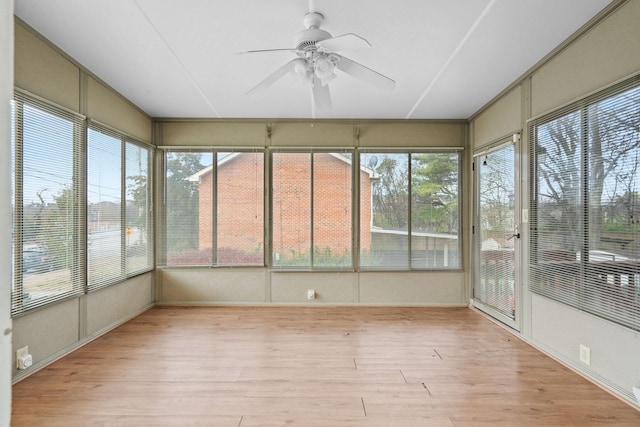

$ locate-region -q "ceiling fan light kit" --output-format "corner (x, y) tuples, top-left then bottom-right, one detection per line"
(243, 11), (395, 112)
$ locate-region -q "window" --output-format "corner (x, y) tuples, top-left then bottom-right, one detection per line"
(87, 123), (153, 290)
(360, 151), (461, 269)
(11, 90), (153, 316)
(125, 142), (153, 274)
(530, 75), (640, 331)
(11, 90), (84, 316)
(162, 150), (264, 266)
(272, 151), (353, 268)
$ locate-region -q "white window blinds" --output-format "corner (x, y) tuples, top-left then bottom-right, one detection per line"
(530, 75), (640, 331)
(87, 122), (154, 291)
(12, 90), (85, 316)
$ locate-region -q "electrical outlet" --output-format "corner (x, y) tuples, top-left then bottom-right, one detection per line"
(579, 344), (591, 365)
(307, 289), (315, 300)
(16, 345), (32, 370)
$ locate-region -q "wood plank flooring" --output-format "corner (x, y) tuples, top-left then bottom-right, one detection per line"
(11, 306), (640, 426)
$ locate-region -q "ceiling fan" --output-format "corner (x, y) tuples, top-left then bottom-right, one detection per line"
(241, 11), (395, 112)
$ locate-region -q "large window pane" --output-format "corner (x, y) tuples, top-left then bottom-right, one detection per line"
(531, 111), (583, 306)
(272, 153), (311, 267)
(411, 153), (460, 268)
(12, 98), (83, 315)
(88, 128), (123, 287)
(165, 152), (213, 266)
(585, 86), (640, 326)
(272, 151), (352, 268)
(164, 150), (263, 267)
(313, 152), (352, 267)
(217, 152), (264, 266)
(125, 142), (153, 273)
(360, 153), (409, 269)
(360, 151), (460, 270)
(530, 78), (640, 331)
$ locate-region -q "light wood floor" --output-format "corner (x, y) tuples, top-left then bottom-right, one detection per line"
(11, 306), (640, 426)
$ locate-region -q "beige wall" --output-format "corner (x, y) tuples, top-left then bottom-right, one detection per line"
(532, 0), (640, 117)
(158, 119), (467, 149)
(471, 87), (522, 150)
(469, 0), (640, 406)
(14, 22), (79, 111)
(157, 117), (468, 308)
(12, 20), (154, 382)
(157, 269), (466, 306)
(87, 77), (152, 142)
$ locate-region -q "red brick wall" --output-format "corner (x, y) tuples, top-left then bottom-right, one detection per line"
(272, 153), (311, 257)
(217, 153), (264, 255)
(360, 166), (372, 251)
(197, 152), (371, 262)
(197, 171), (213, 251)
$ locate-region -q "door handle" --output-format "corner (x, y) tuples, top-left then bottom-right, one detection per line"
(507, 225), (520, 240)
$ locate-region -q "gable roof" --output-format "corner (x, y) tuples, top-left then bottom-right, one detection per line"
(188, 152), (378, 183)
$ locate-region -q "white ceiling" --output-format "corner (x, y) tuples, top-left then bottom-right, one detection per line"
(15, 0), (612, 120)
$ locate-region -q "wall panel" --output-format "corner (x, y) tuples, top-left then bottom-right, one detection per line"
(357, 122), (465, 148)
(87, 77), (151, 142)
(359, 272), (464, 305)
(472, 87), (521, 149)
(161, 121), (266, 147)
(156, 269), (466, 306)
(11, 298), (80, 378)
(532, 0), (640, 116)
(270, 272), (357, 303)
(270, 121), (354, 147)
(14, 21), (79, 112)
(530, 294), (640, 403)
(160, 269), (269, 304)
(86, 273), (154, 336)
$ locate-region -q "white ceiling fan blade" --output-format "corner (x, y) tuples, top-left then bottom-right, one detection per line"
(334, 54), (395, 91)
(246, 59), (298, 95)
(316, 33), (371, 52)
(312, 78), (332, 111)
(238, 48), (297, 55)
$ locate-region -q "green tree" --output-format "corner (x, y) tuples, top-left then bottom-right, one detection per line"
(369, 153), (459, 233)
(126, 173), (148, 244)
(411, 153), (459, 233)
(371, 155), (408, 228)
(165, 153), (205, 253)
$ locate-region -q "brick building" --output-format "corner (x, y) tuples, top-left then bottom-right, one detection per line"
(189, 152), (375, 263)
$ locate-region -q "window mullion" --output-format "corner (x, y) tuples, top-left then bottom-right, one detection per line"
(212, 150), (217, 266)
(580, 106), (590, 307)
(310, 151), (315, 268)
(120, 137), (127, 277)
(13, 100), (25, 314)
(407, 152), (412, 269)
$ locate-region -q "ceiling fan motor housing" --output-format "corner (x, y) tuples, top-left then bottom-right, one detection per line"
(294, 12), (331, 51)
(294, 27), (332, 51)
